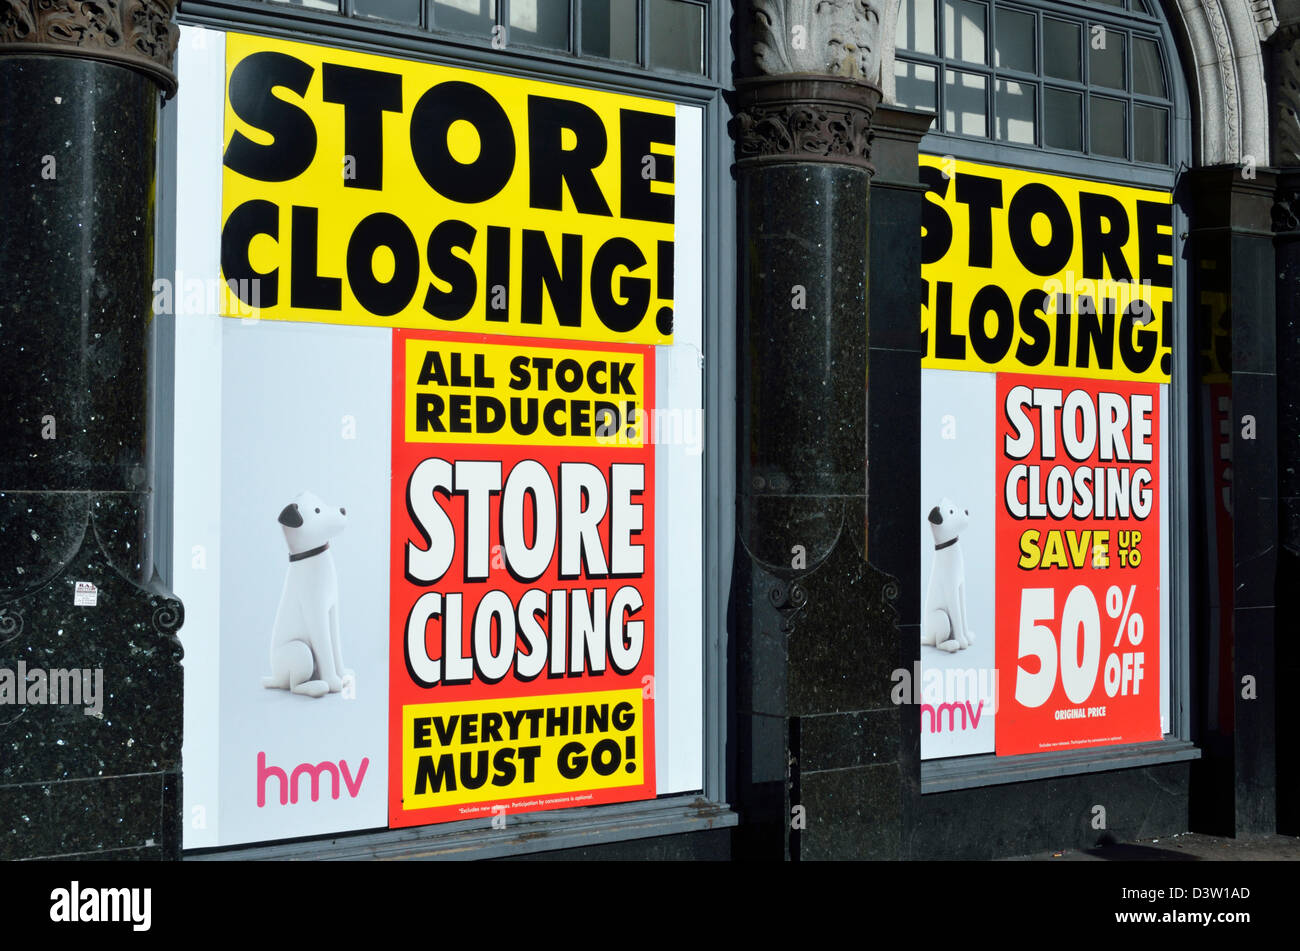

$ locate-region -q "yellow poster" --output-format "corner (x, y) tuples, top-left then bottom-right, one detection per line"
(919, 155), (1173, 383)
(220, 33), (676, 345)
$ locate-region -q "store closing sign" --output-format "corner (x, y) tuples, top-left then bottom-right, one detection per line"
(390, 332), (655, 825)
(918, 156), (1169, 759)
(220, 33), (676, 345)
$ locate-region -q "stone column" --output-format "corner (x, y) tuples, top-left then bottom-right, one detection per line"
(1269, 2), (1300, 837)
(729, 0), (902, 860)
(1184, 164), (1278, 838)
(0, 1), (185, 859)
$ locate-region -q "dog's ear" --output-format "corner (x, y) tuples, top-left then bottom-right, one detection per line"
(278, 503), (304, 528)
(927, 506), (943, 525)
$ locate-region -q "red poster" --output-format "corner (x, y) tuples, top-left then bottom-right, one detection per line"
(388, 331), (656, 827)
(995, 372), (1162, 754)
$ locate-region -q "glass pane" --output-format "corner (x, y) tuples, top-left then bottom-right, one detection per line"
(510, 0), (570, 50)
(1133, 36), (1166, 98)
(1133, 0), (1153, 13)
(583, 0), (637, 61)
(897, 0), (937, 56)
(1090, 95), (1127, 158)
(354, 0), (419, 22)
(648, 0), (704, 73)
(1134, 104), (1168, 163)
(1043, 19), (1081, 82)
(434, 0), (496, 36)
(1089, 28), (1126, 89)
(944, 0), (987, 66)
(1044, 86), (1082, 151)
(895, 60), (938, 113)
(994, 8), (1034, 73)
(945, 69), (988, 137)
(269, 0), (338, 11)
(996, 79), (1035, 144)
(1094, 0), (1124, 6)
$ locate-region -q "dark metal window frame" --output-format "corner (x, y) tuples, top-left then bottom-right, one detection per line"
(194, 0), (712, 78)
(901, 0), (1198, 792)
(896, 0), (1174, 168)
(156, 0), (736, 857)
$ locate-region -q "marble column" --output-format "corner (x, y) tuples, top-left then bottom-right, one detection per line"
(1184, 165), (1278, 838)
(729, 0), (902, 860)
(0, 1), (185, 859)
(1269, 6), (1300, 837)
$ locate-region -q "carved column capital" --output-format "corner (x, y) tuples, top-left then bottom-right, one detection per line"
(730, 74), (881, 171)
(737, 0), (883, 81)
(0, 0), (179, 95)
(730, 0), (883, 169)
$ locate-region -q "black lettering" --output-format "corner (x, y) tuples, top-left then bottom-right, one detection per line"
(424, 219), (478, 321)
(1075, 299), (1116, 369)
(920, 165), (953, 265)
(1118, 299), (1159, 374)
(591, 237), (650, 333)
(1079, 192), (1133, 280)
(411, 82), (515, 203)
(1007, 183), (1074, 275)
(1015, 288), (1052, 367)
(416, 393), (445, 432)
(224, 52), (317, 182)
(968, 284), (1015, 364)
(414, 754), (456, 793)
(347, 212), (419, 316)
(520, 230), (583, 326)
(1136, 200), (1173, 288)
(933, 280), (966, 359)
(220, 199), (280, 308)
(528, 96), (613, 215)
(321, 63), (403, 190)
(954, 173), (1004, 268)
(620, 109), (675, 223)
(290, 206), (341, 309)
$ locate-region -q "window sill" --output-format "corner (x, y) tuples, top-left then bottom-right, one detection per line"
(920, 738), (1200, 794)
(185, 794), (737, 860)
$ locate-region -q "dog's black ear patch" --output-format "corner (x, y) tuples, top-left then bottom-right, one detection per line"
(278, 503), (304, 528)
(928, 506), (943, 525)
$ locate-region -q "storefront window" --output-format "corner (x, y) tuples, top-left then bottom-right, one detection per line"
(253, 0), (705, 73)
(896, 0), (1173, 165)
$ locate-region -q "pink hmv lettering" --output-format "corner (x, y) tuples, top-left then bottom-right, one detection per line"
(257, 751), (370, 806)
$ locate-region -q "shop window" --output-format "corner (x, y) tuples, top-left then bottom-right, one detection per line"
(257, 0), (706, 74)
(909, 0), (1191, 785)
(895, 0), (1173, 165)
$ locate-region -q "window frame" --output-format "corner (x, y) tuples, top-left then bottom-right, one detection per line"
(894, 0), (1176, 169)
(155, 0), (736, 857)
(894, 0), (1199, 792)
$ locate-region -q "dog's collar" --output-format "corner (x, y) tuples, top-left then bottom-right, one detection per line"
(289, 543), (330, 563)
(934, 538), (957, 551)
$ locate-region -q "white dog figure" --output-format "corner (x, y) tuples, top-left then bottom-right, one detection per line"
(262, 490), (354, 698)
(922, 498), (976, 653)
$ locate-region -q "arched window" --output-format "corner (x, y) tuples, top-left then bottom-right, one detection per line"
(894, 0), (1173, 165)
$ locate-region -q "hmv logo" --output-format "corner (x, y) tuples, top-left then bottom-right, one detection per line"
(257, 751), (369, 806)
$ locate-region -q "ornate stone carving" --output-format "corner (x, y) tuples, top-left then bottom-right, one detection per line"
(731, 74), (882, 171)
(1274, 175), (1300, 231)
(0, 0), (179, 95)
(1204, 0), (1242, 160)
(1253, 0), (1279, 40)
(748, 0), (882, 81)
(1275, 22), (1300, 166)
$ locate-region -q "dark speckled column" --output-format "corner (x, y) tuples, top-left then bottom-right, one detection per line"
(1184, 167), (1278, 838)
(730, 72), (904, 860)
(0, 3), (184, 860)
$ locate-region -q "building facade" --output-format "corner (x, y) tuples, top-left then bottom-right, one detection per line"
(0, 0), (1295, 859)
